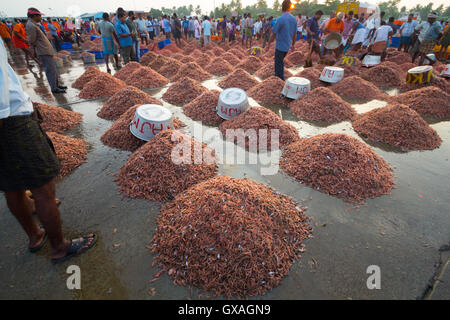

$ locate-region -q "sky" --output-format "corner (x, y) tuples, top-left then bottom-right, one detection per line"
(1, 0), (447, 17)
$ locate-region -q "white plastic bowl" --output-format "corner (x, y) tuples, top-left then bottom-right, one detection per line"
(319, 66), (344, 83)
(130, 104), (173, 141)
(281, 77), (311, 99)
(217, 88), (249, 120)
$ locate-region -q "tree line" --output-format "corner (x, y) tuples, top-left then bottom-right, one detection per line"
(150, 0), (450, 21)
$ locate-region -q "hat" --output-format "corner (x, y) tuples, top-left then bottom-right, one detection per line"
(337, 12), (344, 19)
(27, 8), (44, 16)
(427, 12), (437, 19)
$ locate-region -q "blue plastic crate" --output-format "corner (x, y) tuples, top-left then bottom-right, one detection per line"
(390, 36), (400, 48)
(140, 48), (149, 56)
(88, 50), (104, 59)
(61, 42), (73, 50)
(158, 39), (171, 49)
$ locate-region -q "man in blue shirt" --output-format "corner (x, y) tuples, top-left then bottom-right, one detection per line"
(115, 12), (133, 64)
(305, 10), (324, 60)
(269, 0), (297, 80)
(47, 18), (61, 51)
(163, 15), (171, 39)
(188, 17), (195, 39)
(202, 16), (212, 46)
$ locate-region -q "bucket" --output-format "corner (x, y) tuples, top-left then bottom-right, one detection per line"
(250, 46), (263, 56)
(440, 64), (450, 78)
(423, 53), (436, 65)
(319, 66), (344, 83)
(281, 77), (311, 99)
(324, 32), (342, 50)
(129, 104), (173, 141)
(362, 54), (381, 67)
(217, 88), (249, 120)
(406, 66), (434, 84)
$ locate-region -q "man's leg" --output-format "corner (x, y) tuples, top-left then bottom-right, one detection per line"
(133, 41), (139, 62)
(29, 180), (70, 257)
(40, 55), (58, 91)
(274, 49), (287, 80)
(105, 54), (111, 72)
(31, 180), (96, 260)
(4, 190), (46, 249)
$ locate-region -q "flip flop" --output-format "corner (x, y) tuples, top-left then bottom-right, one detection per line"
(51, 234), (97, 264)
(29, 231), (48, 253)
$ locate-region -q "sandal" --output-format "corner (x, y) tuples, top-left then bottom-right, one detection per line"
(51, 234), (97, 264)
(29, 231), (48, 253)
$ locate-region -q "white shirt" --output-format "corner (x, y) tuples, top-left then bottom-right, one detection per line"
(416, 21), (431, 42)
(194, 20), (201, 38)
(373, 25), (393, 43)
(0, 40), (33, 119)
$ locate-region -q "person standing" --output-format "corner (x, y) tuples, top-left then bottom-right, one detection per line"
(172, 13), (182, 48)
(182, 17), (189, 40)
(229, 18), (236, 44)
(194, 17), (201, 44)
(135, 13), (148, 46)
(0, 20), (13, 52)
(398, 14), (417, 53)
(438, 20), (449, 60)
(262, 17), (272, 48)
(220, 16), (228, 42)
(98, 13), (120, 73)
(163, 15), (171, 39)
(342, 11), (355, 47)
(12, 20), (35, 67)
(418, 13), (442, 65)
(296, 14), (306, 41)
(305, 11), (324, 60)
(127, 11), (139, 63)
(146, 16), (155, 41)
(188, 17), (195, 39)
(0, 39), (97, 263)
(47, 19), (61, 51)
(269, 0), (297, 80)
(202, 16), (212, 47)
(244, 13), (254, 48)
(115, 12), (134, 64)
(26, 9), (66, 93)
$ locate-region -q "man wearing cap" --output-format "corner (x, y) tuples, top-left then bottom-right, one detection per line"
(412, 14), (435, 63)
(25, 8), (66, 94)
(418, 13), (442, 65)
(0, 39), (97, 263)
(269, 0), (297, 80)
(324, 12), (345, 58)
